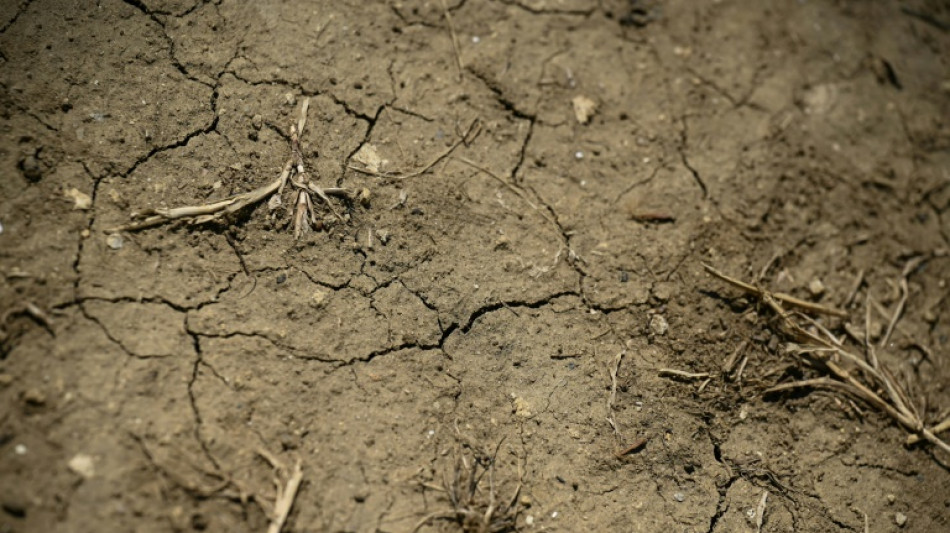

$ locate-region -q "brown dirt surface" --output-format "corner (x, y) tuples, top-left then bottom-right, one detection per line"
(2, 1), (950, 532)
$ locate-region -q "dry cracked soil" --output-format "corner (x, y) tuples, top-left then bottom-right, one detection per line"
(2, 0), (950, 532)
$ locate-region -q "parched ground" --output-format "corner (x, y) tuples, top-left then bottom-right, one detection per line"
(1, 1), (949, 532)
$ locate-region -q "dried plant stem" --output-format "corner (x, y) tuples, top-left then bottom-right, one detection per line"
(108, 98), (360, 237)
(348, 118), (481, 180)
(702, 263), (848, 318)
(440, 0), (464, 81)
(706, 264), (950, 456)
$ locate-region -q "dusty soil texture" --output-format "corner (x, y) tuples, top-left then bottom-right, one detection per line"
(2, 0), (950, 532)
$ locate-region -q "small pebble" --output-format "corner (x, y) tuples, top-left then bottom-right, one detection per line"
(68, 453), (96, 479)
(22, 388), (46, 406)
(525, 515), (534, 525)
(887, 494), (896, 504)
(808, 278), (825, 296)
(895, 512), (907, 527)
(673, 492), (685, 502)
(106, 233), (124, 250)
(574, 150), (584, 160)
(14, 444), (27, 455)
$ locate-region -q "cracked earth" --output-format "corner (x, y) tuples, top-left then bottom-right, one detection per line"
(2, 0), (950, 532)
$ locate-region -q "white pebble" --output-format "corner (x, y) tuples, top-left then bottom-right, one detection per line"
(106, 233), (124, 250)
(895, 512), (907, 527)
(673, 492), (685, 502)
(574, 151), (584, 160)
(14, 444), (27, 455)
(471, 36), (481, 44)
(525, 515), (534, 525)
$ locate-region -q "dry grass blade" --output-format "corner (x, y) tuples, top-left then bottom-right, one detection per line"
(348, 118), (481, 180)
(704, 263), (950, 457)
(414, 432), (523, 533)
(703, 263), (848, 318)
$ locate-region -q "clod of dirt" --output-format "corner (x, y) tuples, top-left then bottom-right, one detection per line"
(808, 278), (826, 296)
(352, 143), (384, 173)
(22, 388), (46, 406)
(18, 154), (43, 182)
(650, 314), (669, 336)
(571, 95), (598, 124)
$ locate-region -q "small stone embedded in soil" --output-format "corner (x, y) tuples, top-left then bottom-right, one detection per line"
(106, 233), (124, 250)
(673, 491), (685, 502)
(808, 278), (826, 296)
(649, 315), (669, 336)
(19, 154), (42, 181)
(887, 493), (896, 504)
(68, 453), (96, 478)
(895, 512), (907, 527)
(22, 388), (46, 406)
(14, 444), (27, 455)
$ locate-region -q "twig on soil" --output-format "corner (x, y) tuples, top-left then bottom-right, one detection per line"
(258, 449), (304, 533)
(755, 491), (768, 533)
(879, 256), (924, 348)
(348, 118), (481, 180)
(658, 368), (710, 381)
(606, 349), (625, 437)
(440, 0), (464, 81)
(842, 269), (865, 308)
(703, 263), (848, 318)
(108, 99), (364, 237)
(1, 301), (54, 340)
(614, 437), (648, 458)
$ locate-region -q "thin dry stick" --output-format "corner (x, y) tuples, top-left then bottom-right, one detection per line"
(908, 415), (950, 445)
(879, 256), (924, 348)
(659, 369), (710, 380)
(842, 269), (865, 308)
(440, 0), (464, 81)
(265, 458), (303, 533)
(702, 263), (848, 318)
(348, 118), (481, 180)
(606, 349), (625, 436)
